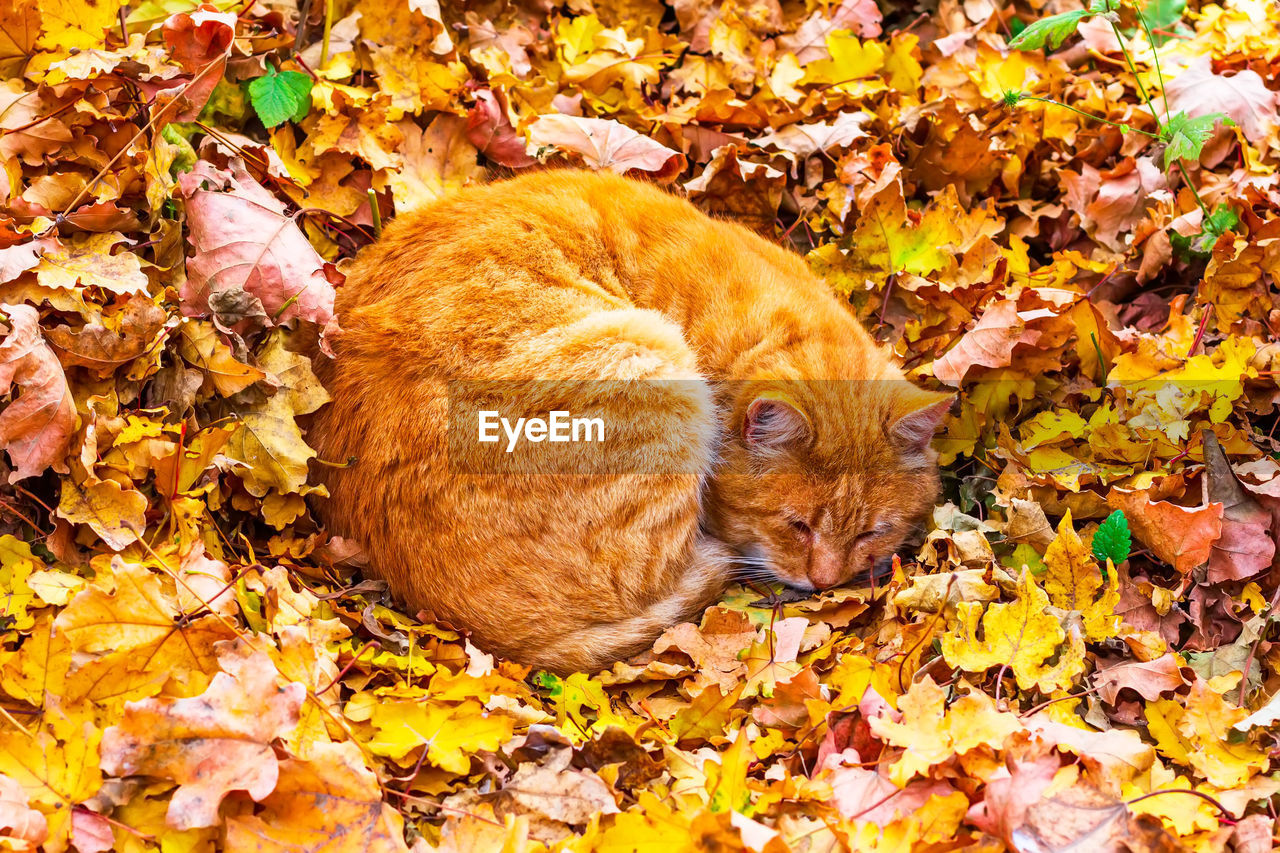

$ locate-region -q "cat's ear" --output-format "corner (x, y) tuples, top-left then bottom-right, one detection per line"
(892, 392), (953, 453)
(744, 391), (811, 451)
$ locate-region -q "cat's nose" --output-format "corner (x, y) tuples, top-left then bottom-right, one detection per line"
(806, 537), (844, 589)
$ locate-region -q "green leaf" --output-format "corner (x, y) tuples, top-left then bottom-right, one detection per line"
(1003, 543), (1049, 576)
(200, 78), (249, 127)
(246, 66), (313, 129)
(1091, 510), (1132, 567)
(160, 124), (197, 176)
(1161, 111), (1234, 167)
(1008, 9), (1089, 50)
(1139, 0), (1186, 32)
(1172, 204), (1239, 260)
(1204, 203), (1239, 238)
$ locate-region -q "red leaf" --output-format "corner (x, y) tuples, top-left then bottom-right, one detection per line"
(0, 303), (74, 482)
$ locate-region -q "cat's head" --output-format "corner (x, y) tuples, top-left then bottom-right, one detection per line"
(706, 380), (952, 591)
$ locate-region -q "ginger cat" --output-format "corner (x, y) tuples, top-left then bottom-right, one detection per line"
(308, 170), (950, 672)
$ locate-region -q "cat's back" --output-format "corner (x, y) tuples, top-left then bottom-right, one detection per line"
(335, 170), (689, 313)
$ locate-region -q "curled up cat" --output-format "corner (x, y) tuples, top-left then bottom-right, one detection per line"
(307, 170), (951, 673)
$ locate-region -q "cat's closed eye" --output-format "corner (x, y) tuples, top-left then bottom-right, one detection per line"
(855, 521), (892, 543)
(787, 518), (812, 540)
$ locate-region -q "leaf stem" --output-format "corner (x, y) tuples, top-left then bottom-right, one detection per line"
(1090, 331), (1109, 383)
(1238, 584), (1280, 706)
(1109, 21), (1162, 134)
(368, 188), (382, 237)
(1018, 95), (1158, 137)
(1113, 14), (1214, 217)
(320, 0), (333, 69)
(1133, 7), (1170, 115)
(1176, 160), (1212, 218)
(1123, 788), (1231, 817)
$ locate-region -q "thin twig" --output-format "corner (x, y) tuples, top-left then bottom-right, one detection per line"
(53, 60), (225, 225)
(1238, 585), (1280, 707)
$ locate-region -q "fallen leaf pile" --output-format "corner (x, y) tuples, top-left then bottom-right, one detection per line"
(0, 0), (1277, 849)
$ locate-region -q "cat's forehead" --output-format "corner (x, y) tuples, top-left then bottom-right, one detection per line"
(804, 381), (906, 433)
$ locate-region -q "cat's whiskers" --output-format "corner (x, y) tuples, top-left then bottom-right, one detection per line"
(724, 553), (783, 586)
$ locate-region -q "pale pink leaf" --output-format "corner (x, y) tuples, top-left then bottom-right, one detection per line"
(1165, 57), (1279, 147)
(178, 160), (339, 345)
(0, 236), (54, 282)
(751, 112), (871, 159)
(821, 753), (956, 825)
(965, 753), (1060, 845)
(779, 0), (882, 63)
(0, 773), (48, 847)
(527, 115), (685, 180)
(71, 809), (113, 853)
(932, 300), (1043, 386)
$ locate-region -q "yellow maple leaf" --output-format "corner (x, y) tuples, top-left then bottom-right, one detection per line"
(1018, 410), (1089, 449)
(56, 475), (147, 551)
(224, 331), (330, 497)
(1177, 680), (1270, 789)
(177, 320), (266, 396)
(843, 183), (962, 292)
(31, 233), (149, 295)
(348, 690), (516, 773)
(0, 715), (102, 851)
(0, 0), (39, 78)
(1042, 512), (1121, 641)
(1122, 765), (1220, 837)
(871, 679), (1022, 786)
(386, 115), (485, 214)
(597, 791), (693, 851)
(0, 534), (39, 632)
(941, 569), (1082, 693)
(0, 614), (67, 705)
(804, 32), (887, 96)
(307, 99), (405, 172)
(54, 556), (234, 707)
(33, 0), (124, 51)
(868, 677), (951, 784)
(367, 46), (468, 119)
(112, 790), (218, 853)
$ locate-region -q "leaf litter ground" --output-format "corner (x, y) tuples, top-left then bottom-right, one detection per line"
(0, 0), (1278, 850)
